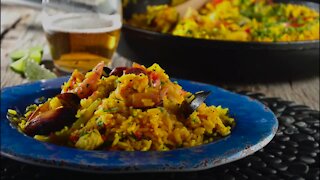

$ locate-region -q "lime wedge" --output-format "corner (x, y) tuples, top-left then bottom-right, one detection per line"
(24, 60), (57, 81)
(10, 45), (43, 62)
(29, 51), (42, 64)
(10, 50), (28, 62)
(10, 56), (28, 73)
(9, 45), (55, 80)
(29, 45), (44, 55)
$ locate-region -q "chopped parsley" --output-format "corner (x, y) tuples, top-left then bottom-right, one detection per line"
(103, 107), (119, 113)
(97, 121), (104, 127)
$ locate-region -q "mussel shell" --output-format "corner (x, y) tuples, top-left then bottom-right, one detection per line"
(109, 67), (128, 76)
(125, 67), (146, 75)
(180, 91), (211, 118)
(27, 93), (80, 121)
(24, 107), (78, 136)
(109, 67), (147, 77)
(25, 93), (80, 136)
(56, 93), (80, 108)
(102, 67), (112, 77)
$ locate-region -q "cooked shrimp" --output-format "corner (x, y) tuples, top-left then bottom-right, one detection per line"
(61, 70), (85, 93)
(73, 61), (105, 99)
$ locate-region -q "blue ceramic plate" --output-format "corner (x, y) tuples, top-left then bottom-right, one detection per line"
(1, 77), (278, 173)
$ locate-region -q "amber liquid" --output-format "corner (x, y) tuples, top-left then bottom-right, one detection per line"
(43, 14), (121, 72)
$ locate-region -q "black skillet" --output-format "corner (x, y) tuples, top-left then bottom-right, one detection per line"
(118, 0), (319, 83)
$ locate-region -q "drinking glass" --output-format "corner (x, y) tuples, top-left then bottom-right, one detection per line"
(42, 0), (122, 72)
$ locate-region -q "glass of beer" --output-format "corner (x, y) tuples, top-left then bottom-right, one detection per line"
(42, 0), (122, 72)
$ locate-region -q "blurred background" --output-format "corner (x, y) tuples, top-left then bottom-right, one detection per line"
(1, 0), (319, 110)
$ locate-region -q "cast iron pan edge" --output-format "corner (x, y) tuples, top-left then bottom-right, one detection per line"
(119, 0), (320, 82)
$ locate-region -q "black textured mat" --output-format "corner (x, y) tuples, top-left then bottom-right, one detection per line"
(1, 91), (319, 180)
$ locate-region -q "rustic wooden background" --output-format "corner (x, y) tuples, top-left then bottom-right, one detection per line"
(1, 5), (319, 110)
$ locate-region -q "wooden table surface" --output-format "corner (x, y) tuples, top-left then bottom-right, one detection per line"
(1, 5), (319, 110)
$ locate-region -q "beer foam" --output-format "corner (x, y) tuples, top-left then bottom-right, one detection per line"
(42, 13), (122, 33)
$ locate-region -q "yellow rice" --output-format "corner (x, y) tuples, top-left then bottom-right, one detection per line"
(127, 0), (319, 42)
(14, 63), (234, 151)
